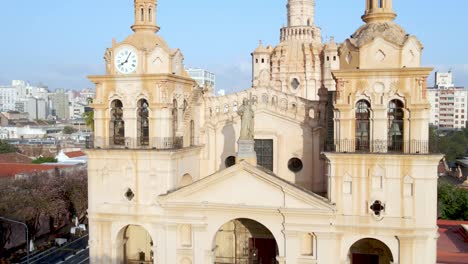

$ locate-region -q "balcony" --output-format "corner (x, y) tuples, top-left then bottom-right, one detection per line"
(86, 136), (187, 150)
(324, 139), (439, 154)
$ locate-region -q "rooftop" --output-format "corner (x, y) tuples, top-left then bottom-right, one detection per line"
(0, 163), (72, 178)
(437, 219), (468, 264)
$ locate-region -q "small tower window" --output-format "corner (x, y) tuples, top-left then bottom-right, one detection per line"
(256, 58), (258, 64)
(137, 99), (149, 146)
(333, 56), (337, 61)
(379, 0), (384, 8)
(356, 100), (370, 151)
(172, 99), (178, 138)
(261, 58), (265, 63)
(110, 100), (124, 146)
(141, 8), (144, 22)
(190, 120), (195, 146)
(388, 99), (404, 152)
(149, 8), (152, 22)
(327, 56), (330, 61)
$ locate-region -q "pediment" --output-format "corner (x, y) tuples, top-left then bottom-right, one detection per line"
(159, 162), (335, 214)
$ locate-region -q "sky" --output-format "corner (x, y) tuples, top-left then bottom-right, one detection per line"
(0, 0), (467, 93)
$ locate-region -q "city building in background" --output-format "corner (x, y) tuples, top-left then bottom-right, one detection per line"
(49, 88), (70, 120)
(186, 67), (216, 91)
(428, 71), (468, 130)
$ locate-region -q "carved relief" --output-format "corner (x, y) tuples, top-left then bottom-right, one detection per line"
(417, 77), (428, 99)
(104, 48), (112, 73)
(356, 80), (369, 94)
(389, 80), (403, 96)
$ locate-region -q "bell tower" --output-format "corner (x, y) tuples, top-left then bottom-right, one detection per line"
(131, 0), (160, 33)
(362, 0), (396, 23)
(287, 0), (315, 27)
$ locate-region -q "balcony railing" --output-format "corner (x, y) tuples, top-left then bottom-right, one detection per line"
(86, 136), (185, 150)
(324, 139), (439, 154)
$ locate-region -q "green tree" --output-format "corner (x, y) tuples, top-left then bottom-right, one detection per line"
(432, 127), (468, 161)
(83, 110), (94, 131)
(63, 126), (77, 134)
(0, 140), (17, 154)
(438, 182), (468, 220)
(32, 156), (57, 164)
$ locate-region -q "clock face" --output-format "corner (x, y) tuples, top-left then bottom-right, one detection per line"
(115, 48), (138, 74)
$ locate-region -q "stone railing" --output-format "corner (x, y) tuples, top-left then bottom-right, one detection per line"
(88, 136), (185, 150)
(280, 26), (319, 42)
(203, 87), (320, 125)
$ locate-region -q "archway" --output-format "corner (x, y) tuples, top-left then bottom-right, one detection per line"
(117, 225), (154, 264)
(349, 238), (393, 264)
(213, 218), (278, 264)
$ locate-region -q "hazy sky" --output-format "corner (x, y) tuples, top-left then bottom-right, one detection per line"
(0, 0), (466, 92)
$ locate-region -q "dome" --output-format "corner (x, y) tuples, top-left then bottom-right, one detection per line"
(123, 31), (170, 52)
(349, 21), (409, 48)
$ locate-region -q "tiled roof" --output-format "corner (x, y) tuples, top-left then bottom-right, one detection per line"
(0, 153), (32, 164)
(0, 163), (72, 178)
(64, 151), (86, 158)
(437, 219), (468, 264)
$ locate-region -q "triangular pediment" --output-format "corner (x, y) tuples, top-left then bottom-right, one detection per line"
(159, 162), (335, 214)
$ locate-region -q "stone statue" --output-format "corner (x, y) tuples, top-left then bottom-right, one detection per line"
(238, 98), (254, 140)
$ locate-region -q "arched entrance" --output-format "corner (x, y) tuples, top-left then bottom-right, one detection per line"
(213, 218), (278, 264)
(117, 225), (154, 264)
(349, 238), (393, 264)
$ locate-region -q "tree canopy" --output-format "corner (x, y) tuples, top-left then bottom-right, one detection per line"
(0, 140), (17, 154)
(0, 169), (88, 254)
(32, 156), (58, 164)
(438, 182), (468, 220)
(431, 127), (468, 161)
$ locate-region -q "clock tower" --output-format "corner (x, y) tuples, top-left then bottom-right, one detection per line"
(87, 0), (201, 262)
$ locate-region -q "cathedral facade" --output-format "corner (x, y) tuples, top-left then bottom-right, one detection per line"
(87, 0), (441, 263)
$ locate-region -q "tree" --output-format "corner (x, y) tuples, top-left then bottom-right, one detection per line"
(0, 168), (88, 253)
(32, 156), (57, 164)
(83, 110), (94, 131)
(63, 126), (77, 134)
(431, 127), (468, 162)
(0, 140), (17, 154)
(438, 182), (468, 220)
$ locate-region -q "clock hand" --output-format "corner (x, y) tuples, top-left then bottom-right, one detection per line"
(124, 53), (132, 63)
(119, 53), (132, 66)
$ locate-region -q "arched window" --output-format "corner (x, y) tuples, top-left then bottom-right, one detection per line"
(148, 8), (152, 22)
(172, 99), (178, 138)
(137, 99), (149, 146)
(190, 120), (195, 146)
(110, 100), (124, 146)
(388, 99), (404, 152)
(355, 100), (370, 151)
(379, 0), (384, 8)
(140, 7), (144, 22)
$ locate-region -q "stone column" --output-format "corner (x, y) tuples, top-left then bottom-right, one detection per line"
(397, 236), (414, 264)
(123, 106), (136, 148)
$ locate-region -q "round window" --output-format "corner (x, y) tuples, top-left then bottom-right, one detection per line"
(288, 158), (303, 173)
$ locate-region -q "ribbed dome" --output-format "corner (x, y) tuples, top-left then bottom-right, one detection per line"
(349, 22), (408, 48)
(123, 31), (170, 52)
